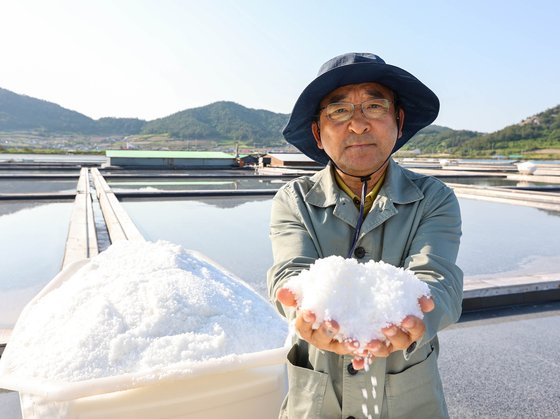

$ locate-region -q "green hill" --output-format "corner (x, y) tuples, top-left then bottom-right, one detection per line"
(141, 101), (289, 146)
(0, 87), (96, 133)
(0, 87), (144, 135)
(456, 105), (560, 157)
(402, 105), (560, 158)
(403, 125), (481, 154)
(0, 85), (558, 158)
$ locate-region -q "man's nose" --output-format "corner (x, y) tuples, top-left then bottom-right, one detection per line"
(347, 108), (370, 134)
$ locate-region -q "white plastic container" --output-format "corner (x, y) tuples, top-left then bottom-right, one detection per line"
(0, 252), (289, 418)
(16, 356), (287, 418)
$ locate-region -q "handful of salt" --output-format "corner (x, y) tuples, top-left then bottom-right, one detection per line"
(284, 256), (430, 347)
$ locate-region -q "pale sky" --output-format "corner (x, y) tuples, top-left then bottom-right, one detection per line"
(1, 0), (559, 133)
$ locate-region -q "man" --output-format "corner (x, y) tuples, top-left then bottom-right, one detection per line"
(267, 53), (463, 418)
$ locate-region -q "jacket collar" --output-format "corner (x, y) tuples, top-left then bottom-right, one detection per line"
(305, 159), (424, 207)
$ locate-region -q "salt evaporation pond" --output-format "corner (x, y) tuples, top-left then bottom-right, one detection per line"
(121, 196), (560, 294)
(0, 202), (72, 328)
(2, 196), (560, 328)
(0, 179), (77, 194)
(0, 240), (288, 386)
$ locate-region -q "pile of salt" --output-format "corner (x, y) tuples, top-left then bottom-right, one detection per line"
(0, 240), (288, 384)
(284, 256), (430, 346)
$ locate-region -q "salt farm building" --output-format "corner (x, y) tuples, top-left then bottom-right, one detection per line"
(106, 150), (238, 169)
(263, 153), (324, 169)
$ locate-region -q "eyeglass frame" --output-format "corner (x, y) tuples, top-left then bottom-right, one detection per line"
(317, 98), (395, 123)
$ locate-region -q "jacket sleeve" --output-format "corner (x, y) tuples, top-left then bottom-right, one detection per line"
(403, 184), (463, 356)
(266, 185), (319, 320)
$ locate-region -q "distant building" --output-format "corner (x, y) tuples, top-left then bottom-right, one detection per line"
(105, 150), (238, 169)
(237, 154), (259, 167)
(264, 153), (324, 169)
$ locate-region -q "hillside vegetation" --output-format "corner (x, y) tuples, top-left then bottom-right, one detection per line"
(404, 105), (560, 158)
(0, 88), (144, 135)
(0, 86), (558, 158)
(141, 101), (288, 146)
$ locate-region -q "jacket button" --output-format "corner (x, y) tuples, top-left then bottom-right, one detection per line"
(406, 341), (417, 355)
(354, 246), (366, 259)
(347, 362), (358, 375)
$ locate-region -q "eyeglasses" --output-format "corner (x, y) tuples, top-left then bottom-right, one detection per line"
(319, 98), (392, 122)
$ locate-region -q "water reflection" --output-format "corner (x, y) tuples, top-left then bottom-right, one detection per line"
(122, 197), (560, 299)
(0, 179), (77, 194)
(439, 176), (557, 188)
(109, 178), (286, 191)
(0, 202), (72, 327)
(2, 194), (559, 328)
(458, 199), (560, 276)
(123, 198), (273, 297)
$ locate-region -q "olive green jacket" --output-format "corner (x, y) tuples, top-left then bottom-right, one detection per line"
(267, 159), (463, 419)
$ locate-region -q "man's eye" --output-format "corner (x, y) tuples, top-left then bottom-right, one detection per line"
(328, 105), (350, 115)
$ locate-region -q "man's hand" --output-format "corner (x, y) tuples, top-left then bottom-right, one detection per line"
(277, 288), (435, 369)
(362, 295), (434, 354)
(276, 287), (357, 356)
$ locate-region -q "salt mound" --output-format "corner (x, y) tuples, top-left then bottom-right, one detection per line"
(285, 256), (430, 346)
(0, 241), (288, 384)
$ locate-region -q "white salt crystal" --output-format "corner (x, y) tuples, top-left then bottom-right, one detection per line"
(0, 240), (288, 384)
(285, 256), (430, 347)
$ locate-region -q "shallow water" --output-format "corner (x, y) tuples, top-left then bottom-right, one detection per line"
(0, 202), (72, 327)
(108, 177), (286, 191)
(0, 179), (77, 194)
(120, 196), (560, 297)
(1, 187), (559, 328)
(122, 197), (272, 298)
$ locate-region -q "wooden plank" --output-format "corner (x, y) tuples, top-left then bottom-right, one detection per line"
(90, 168), (144, 242)
(61, 169), (99, 268)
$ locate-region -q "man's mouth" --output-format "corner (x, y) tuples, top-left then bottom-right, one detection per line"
(346, 143), (376, 149)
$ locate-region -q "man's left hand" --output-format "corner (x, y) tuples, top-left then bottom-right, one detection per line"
(352, 296), (435, 369)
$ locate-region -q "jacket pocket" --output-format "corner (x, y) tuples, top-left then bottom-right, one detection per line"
(384, 346), (449, 419)
(280, 343), (329, 419)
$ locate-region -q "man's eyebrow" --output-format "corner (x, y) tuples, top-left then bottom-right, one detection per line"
(323, 93), (347, 105)
(323, 89), (389, 105)
(365, 89), (388, 99)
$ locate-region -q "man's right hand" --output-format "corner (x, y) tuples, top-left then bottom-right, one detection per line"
(276, 287), (358, 357)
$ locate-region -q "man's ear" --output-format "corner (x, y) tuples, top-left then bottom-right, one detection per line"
(311, 121), (324, 149)
(397, 108), (405, 139)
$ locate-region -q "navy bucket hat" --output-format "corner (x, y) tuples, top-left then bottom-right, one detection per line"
(283, 53), (440, 165)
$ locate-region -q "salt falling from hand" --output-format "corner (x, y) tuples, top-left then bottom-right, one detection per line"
(284, 256), (430, 347)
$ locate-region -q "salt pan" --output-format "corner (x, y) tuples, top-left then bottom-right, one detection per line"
(0, 240), (288, 385)
(284, 256), (430, 346)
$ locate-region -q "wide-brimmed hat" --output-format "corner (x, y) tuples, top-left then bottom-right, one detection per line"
(283, 53), (440, 165)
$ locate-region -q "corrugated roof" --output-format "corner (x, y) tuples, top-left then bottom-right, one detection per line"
(106, 150), (236, 159)
(267, 153), (315, 162)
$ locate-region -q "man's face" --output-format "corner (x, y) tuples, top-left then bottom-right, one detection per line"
(312, 82), (403, 177)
